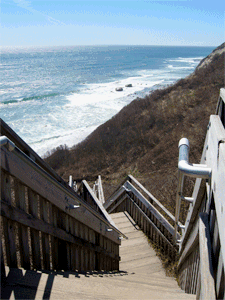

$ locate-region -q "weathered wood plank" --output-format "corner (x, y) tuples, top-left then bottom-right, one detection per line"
(13, 179), (30, 269)
(2, 217), (17, 267)
(1, 238), (6, 284)
(178, 218), (199, 269)
(128, 175), (177, 224)
(1, 147), (120, 244)
(82, 180), (117, 229)
(194, 251), (200, 294)
(199, 213), (216, 300)
(190, 249), (199, 294)
(28, 189), (41, 270)
(178, 111), (225, 297)
(104, 185), (126, 209)
(215, 249), (225, 299)
(48, 202), (54, 270)
(108, 194), (127, 214)
(97, 175), (105, 204)
(0, 118), (65, 185)
(179, 177), (206, 253)
(190, 253), (196, 293)
(18, 224), (30, 269)
(1, 171), (12, 204)
(1, 201), (119, 261)
(70, 244), (76, 271)
(14, 179), (26, 211)
(39, 197), (50, 270)
(212, 218), (220, 265)
(80, 246), (85, 271)
(128, 195), (175, 249)
(52, 206), (60, 270)
(125, 181), (179, 240)
(213, 141), (225, 270)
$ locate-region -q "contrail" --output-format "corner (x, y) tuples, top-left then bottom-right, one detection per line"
(13, 0), (66, 25)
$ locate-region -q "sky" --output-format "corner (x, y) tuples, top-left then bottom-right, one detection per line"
(1, 0), (224, 47)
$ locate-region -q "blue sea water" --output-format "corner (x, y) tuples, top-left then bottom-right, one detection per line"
(0, 45), (214, 157)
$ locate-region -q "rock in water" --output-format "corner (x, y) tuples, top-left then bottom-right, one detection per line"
(115, 87), (123, 91)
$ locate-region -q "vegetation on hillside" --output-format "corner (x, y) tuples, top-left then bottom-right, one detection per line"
(45, 43), (224, 223)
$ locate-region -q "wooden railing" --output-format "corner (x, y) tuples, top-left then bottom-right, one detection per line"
(177, 88), (225, 299)
(78, 179), (126, 239)
(104, 175), (179, 259)
(1, 127), (121, 275)
(0, 118), (66, 187)
(1, 86), (224, 298)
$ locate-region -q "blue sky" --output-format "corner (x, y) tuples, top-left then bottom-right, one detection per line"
(1, 0), (224, 47)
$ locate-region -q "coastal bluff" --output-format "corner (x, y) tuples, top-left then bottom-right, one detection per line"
(45, 42), (224, 220)
(1, 44), (224, 299)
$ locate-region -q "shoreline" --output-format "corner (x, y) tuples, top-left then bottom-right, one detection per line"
(32, 67), (202, 158)
(1, 46), (210, 158)
(33, 84), (162, 158)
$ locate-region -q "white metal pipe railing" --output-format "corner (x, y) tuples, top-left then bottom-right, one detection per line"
(178, 138), (212, 178)
(174, 138), (211, 243)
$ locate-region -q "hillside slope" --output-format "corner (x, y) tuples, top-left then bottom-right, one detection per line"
(45, 43), (224, 218)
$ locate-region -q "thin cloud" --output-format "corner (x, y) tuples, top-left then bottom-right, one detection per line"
(13, 0), (66, 25)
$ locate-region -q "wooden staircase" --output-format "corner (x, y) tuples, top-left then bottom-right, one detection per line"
(1, 88), (225, 299)
(1, 212), (195, 300)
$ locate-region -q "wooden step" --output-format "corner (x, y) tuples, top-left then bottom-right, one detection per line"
(1, 212), (195, 300)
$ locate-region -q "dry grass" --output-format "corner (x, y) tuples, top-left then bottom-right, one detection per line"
(45, 44), (224, 224)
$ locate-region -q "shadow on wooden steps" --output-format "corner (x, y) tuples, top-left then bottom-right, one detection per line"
(1, 267), (129, 300)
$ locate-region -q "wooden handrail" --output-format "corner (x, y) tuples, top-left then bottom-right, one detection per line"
(1, 141), (123, 240)
(0, 118), (66, 186)
(105, 175), (178, 258)
(80, 180), (127, 239)
(127, 175), (179, 226)
(126, 194), (174, 248)
(124, 181), (179, 240)
(106, 174), (181, 229)
(177, 89), (225, 298)
(1, 136), (121, 273)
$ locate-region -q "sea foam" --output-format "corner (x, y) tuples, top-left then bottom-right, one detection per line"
(0, 46), (214, 157)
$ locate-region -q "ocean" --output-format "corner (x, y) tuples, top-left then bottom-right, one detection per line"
(0, 45), (214, 157)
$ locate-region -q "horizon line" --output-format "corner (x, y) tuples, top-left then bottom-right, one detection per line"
(0, 44), (219, 48)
